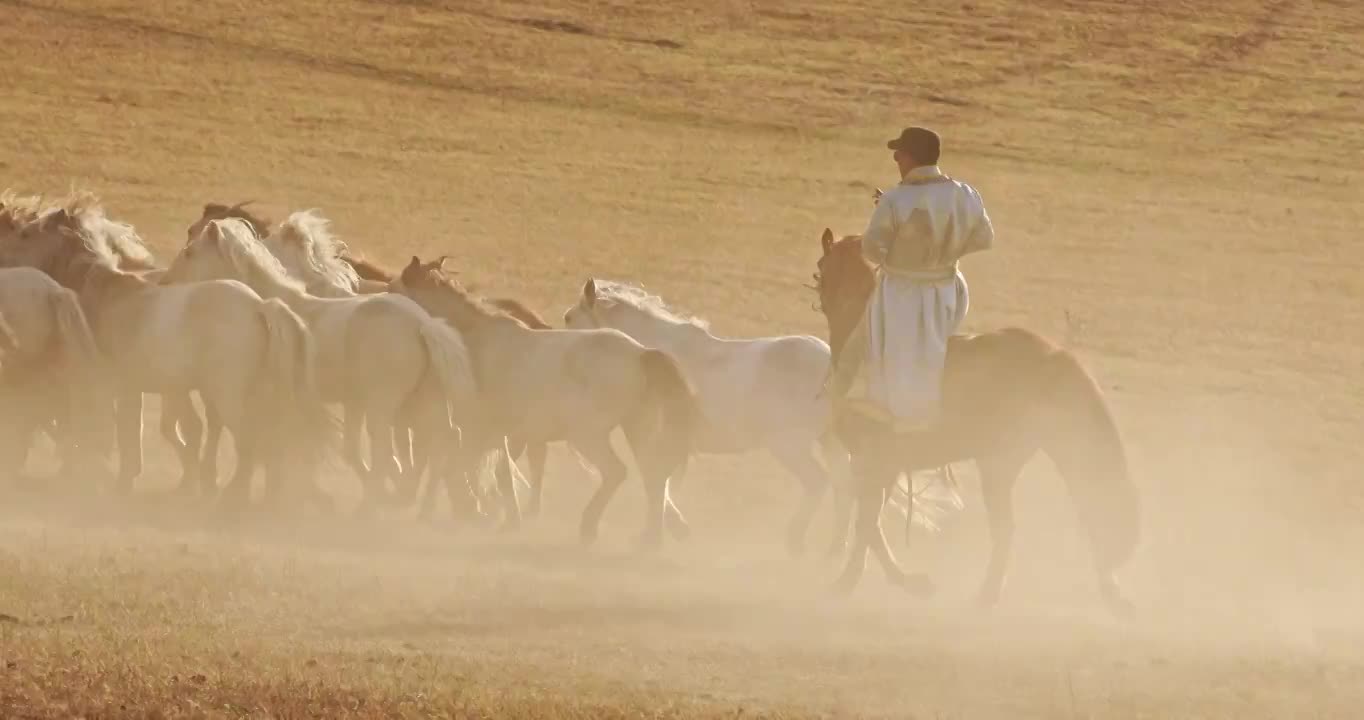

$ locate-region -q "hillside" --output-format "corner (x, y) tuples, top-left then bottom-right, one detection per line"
(2, 0), (1362, 717)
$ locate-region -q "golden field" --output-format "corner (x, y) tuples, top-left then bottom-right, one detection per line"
(1, 0), (1362, 717)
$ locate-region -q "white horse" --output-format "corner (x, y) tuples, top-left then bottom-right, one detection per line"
(229, 208), (540, 516)
(563, 279), (963, 556)
(2, 191), (213, 492)
(165, 217), (477, 509)
(392, 256), (700, 546)
(18, 202), (332, 506)
(0, 266), (106, 478)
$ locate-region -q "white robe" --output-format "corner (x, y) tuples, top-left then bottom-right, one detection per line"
(841, 164), (993, 431)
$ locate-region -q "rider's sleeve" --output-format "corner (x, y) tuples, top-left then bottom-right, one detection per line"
(963, 187), (995, 256)
(861, 194), (897, 265)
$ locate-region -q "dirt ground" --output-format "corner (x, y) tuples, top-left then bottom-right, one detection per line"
(2, 0), (1362, 717)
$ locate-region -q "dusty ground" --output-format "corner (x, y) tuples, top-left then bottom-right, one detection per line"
(2, 0), (1363, 717)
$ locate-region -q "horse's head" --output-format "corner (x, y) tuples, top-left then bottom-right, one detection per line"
(190, 201), (270, 246)
(811, 227), (875, 364)
(562, 278), (601, 328)
(393, 254), (460, 306)
(164, 217), (240, 284)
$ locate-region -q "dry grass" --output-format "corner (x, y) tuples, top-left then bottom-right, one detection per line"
(2, 0), (1363, 717)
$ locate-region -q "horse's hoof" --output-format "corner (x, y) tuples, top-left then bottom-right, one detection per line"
(578, 526), (599, 547)
(523, 500), (542, 519)
(892, 572), (934, 598)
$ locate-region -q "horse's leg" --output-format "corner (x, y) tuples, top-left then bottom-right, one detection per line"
(832, 431), (911, 594)
(770, 441), (832, 559)
(662, 455), (690, 541)
(414, 425), (444, 521)
(524, 441), (548, 518)
(819, 434), (855, 561)
(199, 402), (225, 495)
(572, 434), (628, 546)
(490, 437), (524, 532)
(391, 399), (419, 504)
(440, 433), (488, 526)
(341, 403), (370, 492)
(975, 454), (1024, 608)
(218, 423), (256, 511)
(113, 387), (144, 495)
(160, 393), (202, 494)
(864, 480), (933, 596)
(363, 407), (402, 508)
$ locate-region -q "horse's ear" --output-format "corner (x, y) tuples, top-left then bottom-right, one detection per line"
(407, 255), (422, 274)
(582, 278), (597, 307)
(820, 227), (834, 254)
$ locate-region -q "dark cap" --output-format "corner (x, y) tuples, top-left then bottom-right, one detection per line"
(886, 126), (941, 163)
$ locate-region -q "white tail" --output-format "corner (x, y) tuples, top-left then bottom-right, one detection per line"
(254, 298), (333, 497)
(415, 317), (478, 427)
(50, 288), (109, 450)
(50, 287), (103, 386)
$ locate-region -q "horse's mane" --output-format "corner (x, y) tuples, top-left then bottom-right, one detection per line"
(404, 260), (504, 321)
(343, 253), (395, 282)
(0, 190), (48, 234)
(591, 279), (710, 330)
(205, 217), (307, 295)
(34, 210), (147, 296)
(200, 201), (274, 240)
(811, 232), (872, 303)
(489, 297), (552, 329)
(58, 191), (159, 271)
(270, 209), (361, 293)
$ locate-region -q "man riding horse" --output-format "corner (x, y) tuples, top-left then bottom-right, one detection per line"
(829, 126), (994, 432)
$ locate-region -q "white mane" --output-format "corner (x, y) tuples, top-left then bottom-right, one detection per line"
(62, 191), (157, 268)
(206, 217), (306, 294)
(592, 279), (710, 330)
(267, 209), (359, 296)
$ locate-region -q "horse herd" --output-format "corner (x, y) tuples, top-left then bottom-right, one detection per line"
(0, 190), (1140, 615)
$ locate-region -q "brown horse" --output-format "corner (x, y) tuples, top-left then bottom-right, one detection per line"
(812, 228), (1140, 615)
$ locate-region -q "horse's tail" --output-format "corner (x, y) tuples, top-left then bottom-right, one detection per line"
(50, 287), (102, 384)
(1040, 347), (1141, 574)
(415, 317), (478, 427)
(254, 298), (336, 502)
(0, 310), (16, 362)
(49, 287), (112, 452)
(411, 317), (485, 496)
(636, 349), (700, 471)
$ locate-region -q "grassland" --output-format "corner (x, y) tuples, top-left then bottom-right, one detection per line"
(2, 0), (1363, 717)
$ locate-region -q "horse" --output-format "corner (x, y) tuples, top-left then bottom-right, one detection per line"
(16, 201), (333, 507)
(1, 192), (276, 498)
(164, 216), (478, 511)
(200, 206), (554, 520)
(185, 203), (497, 513)
(391, 256), (700, 547)
(811, 228), (1140, 615)
(0, 266), (107, 479)
(562, 279), (965, 558)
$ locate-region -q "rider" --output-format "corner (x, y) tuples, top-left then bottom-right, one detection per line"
(841, 126), (995, 432)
